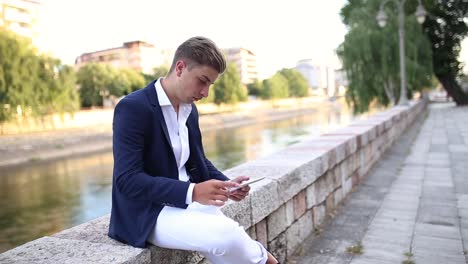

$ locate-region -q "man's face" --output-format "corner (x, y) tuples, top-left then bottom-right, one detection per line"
(175, 60), (219, 104)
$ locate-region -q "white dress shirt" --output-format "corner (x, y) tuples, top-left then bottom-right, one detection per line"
(155, 79), (195, 205)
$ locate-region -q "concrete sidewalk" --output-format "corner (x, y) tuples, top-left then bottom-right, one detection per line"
(290, 103), (468, 264)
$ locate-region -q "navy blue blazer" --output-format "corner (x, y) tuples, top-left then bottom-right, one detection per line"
(108, 80), (229, 248)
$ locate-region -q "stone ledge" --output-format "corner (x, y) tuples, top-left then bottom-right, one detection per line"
(0, 100), (427, 264)
(0, 236), (149, 264)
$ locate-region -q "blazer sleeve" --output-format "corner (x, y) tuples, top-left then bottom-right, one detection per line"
(113, 97), (190, 208)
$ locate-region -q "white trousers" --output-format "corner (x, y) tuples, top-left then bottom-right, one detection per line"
(148, 202), (267, 264)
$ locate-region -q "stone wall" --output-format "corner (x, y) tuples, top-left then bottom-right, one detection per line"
(0, 100), (427, 264)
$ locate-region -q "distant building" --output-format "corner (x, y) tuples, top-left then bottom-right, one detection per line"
(0, 0), (41, 44)
(224, 47), (259, 85)
(295, 59), (338, 96)
(75, 41), (173, 74)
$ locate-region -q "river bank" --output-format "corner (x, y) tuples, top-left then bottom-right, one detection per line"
(0, 98), (346, 169)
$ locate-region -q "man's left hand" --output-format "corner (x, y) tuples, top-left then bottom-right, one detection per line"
(228, 176), (250, 202)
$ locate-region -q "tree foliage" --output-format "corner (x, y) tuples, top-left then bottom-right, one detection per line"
(261, 72), (289, 99)
(0, 29), (79, 123)
(142, 66), (169, 84)
(339, 0), (433, 113)
(247, 80), (263, 96)
(279, 68), (309, 97)
(419, 0), (468, 105)
(76, 63), (144, 107)
(212, 63), (247, 105)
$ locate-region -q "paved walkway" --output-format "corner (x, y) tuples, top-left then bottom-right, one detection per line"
(290, 103), (468, 264)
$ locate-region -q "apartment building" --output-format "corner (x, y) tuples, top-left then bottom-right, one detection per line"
(224, 47), (258, 85)
(296, 59), (338, 96)
(0, 0), (41, 43)
(75, 41), (173, 74)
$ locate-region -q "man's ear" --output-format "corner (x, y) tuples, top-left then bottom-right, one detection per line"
(175, 60), (185, 77)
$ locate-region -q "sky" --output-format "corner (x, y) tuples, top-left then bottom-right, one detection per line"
(36, 0), (348, 79)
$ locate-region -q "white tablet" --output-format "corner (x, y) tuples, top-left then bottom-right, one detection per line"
(229, 177), (266, 192)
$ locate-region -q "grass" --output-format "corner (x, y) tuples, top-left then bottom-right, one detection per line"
(55, 143), (65, 149)
(28, 157), (41, 162)
(402, 250), (415, 264)
(346, 243), (363, 255)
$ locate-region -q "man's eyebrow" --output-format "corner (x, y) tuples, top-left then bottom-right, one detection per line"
(201, 75), (214, 84)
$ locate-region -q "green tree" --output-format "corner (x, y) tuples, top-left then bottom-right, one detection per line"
(153, 66), (169, 79)
(419, 0), (468, 105)
(0, 29), (79, 123)
(35, 57), (79, 116)
(212, 63), (247, 104)
(247, 80), (263, 96)
(339, 0), (433, 113)
(279, 68), (309, 97)
(77, 63), (116, 107)
(117, 68), (145, 94)
(142, 66), (169, 84)
(261, 72), (289, 99)
(0, 29), (38, 122)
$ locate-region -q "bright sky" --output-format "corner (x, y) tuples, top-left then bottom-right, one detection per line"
(36, 0), (348, 79)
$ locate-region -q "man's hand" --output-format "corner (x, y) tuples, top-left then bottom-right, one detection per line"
(192, 180), (239, 206)
(228, 176), (251, 202)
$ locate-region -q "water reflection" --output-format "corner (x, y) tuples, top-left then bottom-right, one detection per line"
(0, 100), (367, 252)
(0, 154), (113, 253)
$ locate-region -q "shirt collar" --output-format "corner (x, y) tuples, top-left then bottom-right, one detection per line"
(155, 78), (172, 107)
(154, 78), (193, 114)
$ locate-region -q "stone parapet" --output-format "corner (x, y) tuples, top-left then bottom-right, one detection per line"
(0, 101), (427, 264)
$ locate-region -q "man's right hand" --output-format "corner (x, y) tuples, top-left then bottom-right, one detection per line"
(192, 180), (240, 206)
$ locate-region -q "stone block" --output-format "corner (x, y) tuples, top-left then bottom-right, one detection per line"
(0, 236), (150, 264)
(52, 215), (121, 246)
(277, 157), (322, 203)
(334, 187), (343, 207)
(351, 171), (361, 188)
(255, 219), (268, 248)
(332, 165), (342, 189)
(306, 183), (317, 209)
(150, 247), (203, 264)
(221, 196), (252, 228)
(313, 204), (326, 227)
(267, 205), (288, 241)
(268, 232), (287, 264)
(314, 176), (328, 204)
(325, 192), (336, 213)
(247, 226), (256, 240)
(249, 179), (280, 223)
(339, 161), (348, 188)
(344, 174), (354, 195)
(285, 211), (313, 256)
(293, 190), (307, 219)
(285, 199), (295, 225)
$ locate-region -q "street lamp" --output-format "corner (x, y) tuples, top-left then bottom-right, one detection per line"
(376, 0), (426, 106)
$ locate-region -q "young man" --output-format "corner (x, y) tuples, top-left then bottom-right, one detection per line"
(109, 36), (279, 264)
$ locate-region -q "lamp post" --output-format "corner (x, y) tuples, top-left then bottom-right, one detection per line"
(376, 0), (426, 106)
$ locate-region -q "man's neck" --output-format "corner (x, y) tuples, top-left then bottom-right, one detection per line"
(160, 77), (180, 113)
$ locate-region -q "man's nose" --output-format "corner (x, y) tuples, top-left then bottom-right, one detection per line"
(200, 86), (209, 97)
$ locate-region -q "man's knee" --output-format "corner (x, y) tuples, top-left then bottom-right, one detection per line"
(208, 220), (244, 256)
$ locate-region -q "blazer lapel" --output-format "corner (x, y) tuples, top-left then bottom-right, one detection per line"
(144, 81), (171, 145)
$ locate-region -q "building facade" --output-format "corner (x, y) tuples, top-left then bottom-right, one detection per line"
(295, 59), (337, 96)
(75, 41), (173, 74)
(224, 47), (258, 85)
(0, 0), (41, 44)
